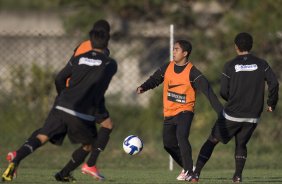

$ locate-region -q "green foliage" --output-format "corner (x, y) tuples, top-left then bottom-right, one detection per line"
(0, 64), (56, 142)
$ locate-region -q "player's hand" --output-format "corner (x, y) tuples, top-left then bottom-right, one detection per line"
(267, 106), (273, 112)
(136, 87), (144, 94)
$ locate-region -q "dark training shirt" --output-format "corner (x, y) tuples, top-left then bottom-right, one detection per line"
(55, 50), (117, 118)
(220, 54), (279, 118)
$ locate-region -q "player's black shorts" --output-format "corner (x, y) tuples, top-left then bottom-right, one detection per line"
(39, 108), (98, 145)
(211, 117), (257, 144)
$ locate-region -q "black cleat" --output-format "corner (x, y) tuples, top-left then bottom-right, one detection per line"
(232, 175), (242, 183)
(54, 172), (76, 183)
(191, 172), (200, 182)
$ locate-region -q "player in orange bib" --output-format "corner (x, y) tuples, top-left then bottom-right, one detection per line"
(137, 40), (222, 181)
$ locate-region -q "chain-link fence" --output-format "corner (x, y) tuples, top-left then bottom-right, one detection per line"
(0, 31), (171, 106)
(0, 29), (173, 150)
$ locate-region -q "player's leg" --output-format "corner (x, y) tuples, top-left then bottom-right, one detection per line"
(87, 117), (113, 166)
(192, 118), (232, 182)
(233, 123), (257, 183)
(2, 133), (47, 181)
(192, 135), (219, 182)
(175, 111), (194, 179)
(163, 119), (183, 167)
(5, 128), (43, 179)
(61, 112), (105, 181)
(163, 118), (188, 180)
(2, 109), (66, 181)
(55, 145), (91, 182)
(93, 107), (113, 156)
(13, 134), (48, 164)
(81, 117), (112, 180)
(7, 128), (42, 162)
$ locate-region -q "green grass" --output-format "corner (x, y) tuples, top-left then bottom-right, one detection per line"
(0, 141), (282, 184)
(0, 168), (281, 184)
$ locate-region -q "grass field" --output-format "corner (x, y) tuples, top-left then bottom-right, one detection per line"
(1, 131), (281, 184)
(0, 168), (281, 184)
(1, 142), (282, 184)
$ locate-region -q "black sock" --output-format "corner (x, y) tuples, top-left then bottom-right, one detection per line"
(60, 146), (89, 176)
(27, 129), (41, 142)
(194, 140), (217, 174)
(95, 127), (112, 151)
(87, 127), (112, 167)
(87, 149), (100, 167)
(13, 137), (42, 165)
(234, 155), (246, 177)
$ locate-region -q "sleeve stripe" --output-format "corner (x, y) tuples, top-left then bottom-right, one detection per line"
(265, 66), (270, 72)
(222, 72), (230, 78)
(191, 74), (203, 83)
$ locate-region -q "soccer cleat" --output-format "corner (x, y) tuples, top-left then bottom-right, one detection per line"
(2, 162), (17, 182)
(191, 172), (200, 182)
(232, 175), (242, 183)
(54, 172), (76, 183)
(176, 169), (185, 181)
(6, 151), (17, 178)
(176, 170), (192, 181)
(81, 163), (105, 181)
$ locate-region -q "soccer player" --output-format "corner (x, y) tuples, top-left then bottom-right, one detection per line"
(136, 40), (223, 181)
(5, 19), (113, 180)
(2, 20), (117, 182)
(191, 32), (279, 183)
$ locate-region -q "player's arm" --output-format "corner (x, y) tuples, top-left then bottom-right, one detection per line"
(55, 60), (73, 95)
(264, 63), (279, 111)
(92, 59), (117, 112)
(190, 66), (223, 114)
(137, 62), (169, 94)
(220, 63), (231, 101)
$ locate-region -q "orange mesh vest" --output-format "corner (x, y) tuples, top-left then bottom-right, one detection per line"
(163, 61), (196, 117)
(74, 40), (92, 57)
(66, 40), (93, 87)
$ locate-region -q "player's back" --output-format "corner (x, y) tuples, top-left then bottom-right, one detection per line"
(57, 50), (116, 115)
(223, 54), (269, 118)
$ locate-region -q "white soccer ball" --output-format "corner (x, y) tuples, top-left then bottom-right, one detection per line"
(123, 135), (143, 155)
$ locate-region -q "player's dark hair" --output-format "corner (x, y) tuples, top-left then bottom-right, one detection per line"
(92, 19), (110, 33)
(175, 40), (192, 59)
(90, 21), (110, 49)
(234, 32), (253, 52)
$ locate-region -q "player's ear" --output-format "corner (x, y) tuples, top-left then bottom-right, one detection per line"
(235, 44), (240, 54)
(235, 44), (239, 51)
(183, 51), (188, 57)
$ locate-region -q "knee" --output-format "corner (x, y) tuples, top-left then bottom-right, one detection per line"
(163, 140), (176, 151)
(176, 131), (187, 140)
(208, 135), (219, 144)
(163, 144), (174, 153)
(100, 118), (113, 129)
(36, 134), (49, 144)
(235, 143), (247, 155)
(82, 144), (92, 152)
